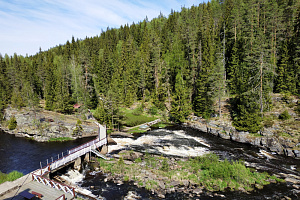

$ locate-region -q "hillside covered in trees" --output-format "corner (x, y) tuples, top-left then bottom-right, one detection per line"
(0, 0), (299, 133)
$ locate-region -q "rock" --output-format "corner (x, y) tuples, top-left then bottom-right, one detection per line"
(107, 136), (117, 145)
(219, 131), (230, 140)
(100, 145), (108, 154)
(176, 188), (185, 193)
(74, 157), (82, 171)
(293, 150), (300, 158)
(181, 180), (190, 187)
(166, 187), (175, 194)
(210, 128), (218, 136)
(170, 180), (180, 187)
(284, 149), (294, 157)
(285, 177), (300, 184)
(158, 181), (165, 189)
(124, 160), (134, 165)
(192, 188), (202, 195)
(116, 180), (123, 185)
(157, 193), (165, 199)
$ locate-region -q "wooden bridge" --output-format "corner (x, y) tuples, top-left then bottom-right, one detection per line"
(31, 122), (107, 199)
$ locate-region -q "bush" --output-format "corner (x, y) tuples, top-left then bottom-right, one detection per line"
(295, 103), (300, 116)
(8, 116), (17, 130)
(279, 110), (291, 120)
(263, 117), (274, 128)
(132, 106), (143, 116)
(0, 170), (23, 184)
(160, 158), (169, 171)
(148, 106), (158, 116)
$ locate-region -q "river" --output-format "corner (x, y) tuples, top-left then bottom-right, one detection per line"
(0, 126), (299, 199)
(0, 131), (95, 174)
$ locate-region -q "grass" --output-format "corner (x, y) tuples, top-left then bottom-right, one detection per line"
(127, 127), (148, 134)
(121, 107), (157, 127)
(48, 137), (73, 142)
(98, 152), (282, 192)
(0, 171), (23, 184)
(151, 122), (168, 128)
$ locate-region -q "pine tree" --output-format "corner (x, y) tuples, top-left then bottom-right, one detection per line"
(170, 71), (191, 123)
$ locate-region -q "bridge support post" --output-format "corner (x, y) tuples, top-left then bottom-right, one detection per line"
(74, 157), (82, 171)
(84, 153), (90, 162)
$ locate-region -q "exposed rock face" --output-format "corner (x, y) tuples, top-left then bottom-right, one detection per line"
(0, 107), (99, 142)
(187, 119), (299, 159)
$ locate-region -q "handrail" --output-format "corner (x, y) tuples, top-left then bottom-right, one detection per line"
(69, 137), (100, 154)
(32, 174), (75, 197)
(56, 194), (65, 200)
(38, 137), (107, 174)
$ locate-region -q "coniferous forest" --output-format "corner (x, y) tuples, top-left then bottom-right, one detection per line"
(0, 0), (299, 133)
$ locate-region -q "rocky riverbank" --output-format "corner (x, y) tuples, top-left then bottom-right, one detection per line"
(185, 117), (300, 158)
(85, 149), (299, 200)
(0, 107), (98, 142)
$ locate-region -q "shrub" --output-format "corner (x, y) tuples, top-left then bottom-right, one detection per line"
(148, 106), (158, 116)
(160, 158), (169, 171)
(0, 170), (23, 184)
(279, 110), (291, 120)
(8, 116), (17, 130)
(263, 117), (274, 128)
(132, 106), (143, 116)
(295, 103), (300, 116)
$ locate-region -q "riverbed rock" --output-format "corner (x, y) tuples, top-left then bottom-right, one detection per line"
(284, 149), (295, 157)
(158, 181), (165, 189)
(192, 188), (202, 195)
(293, 150), (300, 158)
(170, 180), (180, 187)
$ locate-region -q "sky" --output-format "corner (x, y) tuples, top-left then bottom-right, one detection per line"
(0, 0), (208, 57)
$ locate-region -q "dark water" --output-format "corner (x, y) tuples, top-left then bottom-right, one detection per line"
(1, 126), (300, 199)
(0, 131), (95, 174)
(79, 125), (300, 200)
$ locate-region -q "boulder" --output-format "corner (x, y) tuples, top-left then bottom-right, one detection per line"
(293, 150), (300, 158)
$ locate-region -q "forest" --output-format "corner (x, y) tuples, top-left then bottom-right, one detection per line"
(0, 0), (299, 133)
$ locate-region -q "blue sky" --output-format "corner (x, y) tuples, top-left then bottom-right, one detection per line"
(0, 0), (208, 56)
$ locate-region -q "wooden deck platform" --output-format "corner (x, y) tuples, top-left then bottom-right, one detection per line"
(1, 180), (74, 200)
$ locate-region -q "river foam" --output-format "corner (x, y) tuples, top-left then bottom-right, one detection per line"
(108, 129), (210, 157)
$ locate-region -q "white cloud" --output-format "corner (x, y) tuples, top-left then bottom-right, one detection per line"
(0, 0), (207, 56)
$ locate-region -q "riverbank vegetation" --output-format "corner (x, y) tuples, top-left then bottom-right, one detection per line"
(0, 0), (299, 135)
(48, 137), (73, 142)
(98, 152), (283, 193)
(0, 171), (23, 184)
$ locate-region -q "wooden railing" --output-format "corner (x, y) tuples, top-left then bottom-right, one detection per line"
(55, 194), (65, 200)
(32, 174), (75, 197)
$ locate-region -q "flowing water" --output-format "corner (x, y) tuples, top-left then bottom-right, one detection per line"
(79, 125), (300, 200)
(1, 126), (299, 199)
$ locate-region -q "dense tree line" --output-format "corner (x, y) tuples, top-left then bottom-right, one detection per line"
(0, 0), (299, 132)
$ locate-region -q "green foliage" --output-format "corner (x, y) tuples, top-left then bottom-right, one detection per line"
(263, 116), (275, 128)
(8, 116), (17, 130)
(48, 137), (73, 142)
(132, 106), (143, 116)
(122, 108), (156, 127)
(295, 103), (300, 116)
(279, 110), (291, 120)
(148, 105), (158, 116)
(0, 171), (23, 184)
(98, 152), (280, 192)
(160, 158), (169, 171)
(128, 127), (147, 134)
(73, 119), (83, 136)
(0, 0), (299, 131)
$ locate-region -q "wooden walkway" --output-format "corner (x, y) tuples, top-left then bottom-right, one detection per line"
(123, 119), (161, 131)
